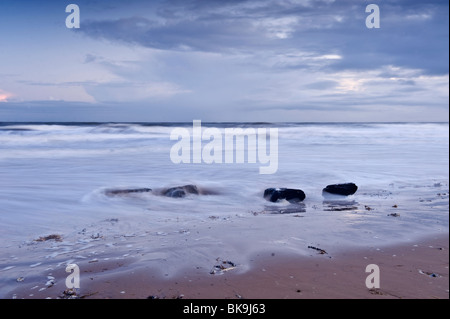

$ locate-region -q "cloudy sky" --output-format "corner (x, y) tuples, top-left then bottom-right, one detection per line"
(0, 0), (448, 122)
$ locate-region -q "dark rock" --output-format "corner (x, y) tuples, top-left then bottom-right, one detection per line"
(264, 188), (306, 203)
(322, 183), (358, 196)
(162, 185), (199, 198)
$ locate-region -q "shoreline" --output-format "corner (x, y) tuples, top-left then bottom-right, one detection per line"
(8, 233), (449, 299)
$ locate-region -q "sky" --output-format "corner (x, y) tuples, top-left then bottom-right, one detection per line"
(0, 0), (448, 122)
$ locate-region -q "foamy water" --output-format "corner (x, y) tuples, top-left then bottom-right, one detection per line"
(0, 122), (448, 297)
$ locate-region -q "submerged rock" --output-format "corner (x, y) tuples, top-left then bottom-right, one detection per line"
(323, 200), (358, 211)
(264, 188), (306, 203)
(105, 184), (218, 199)
(322, 183), (358, 196)
(34, 234), (63, 242)
(259, 203), (306, 214)
(162, 185), (199, 198)
(105, 188), (152, 196)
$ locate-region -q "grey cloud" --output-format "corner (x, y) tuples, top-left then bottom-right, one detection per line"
(305, 80), (339, 90)
(16, 80), (99, 87)
(84, 54), (98, 64)
(397, 79), (415, 86)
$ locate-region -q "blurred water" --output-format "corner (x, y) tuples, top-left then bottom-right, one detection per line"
(0, 122), (448, 297)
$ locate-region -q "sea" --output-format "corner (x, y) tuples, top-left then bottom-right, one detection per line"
(0, 122), (448, 297)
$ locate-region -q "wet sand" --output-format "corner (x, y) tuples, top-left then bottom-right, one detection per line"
(8, 233), (448, 299)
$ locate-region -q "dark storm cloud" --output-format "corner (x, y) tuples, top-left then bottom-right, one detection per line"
(76, 0), (448, 75)
(80, 0), (345, 52)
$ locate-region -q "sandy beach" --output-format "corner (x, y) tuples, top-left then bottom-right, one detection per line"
(8, 233), (448, 300)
